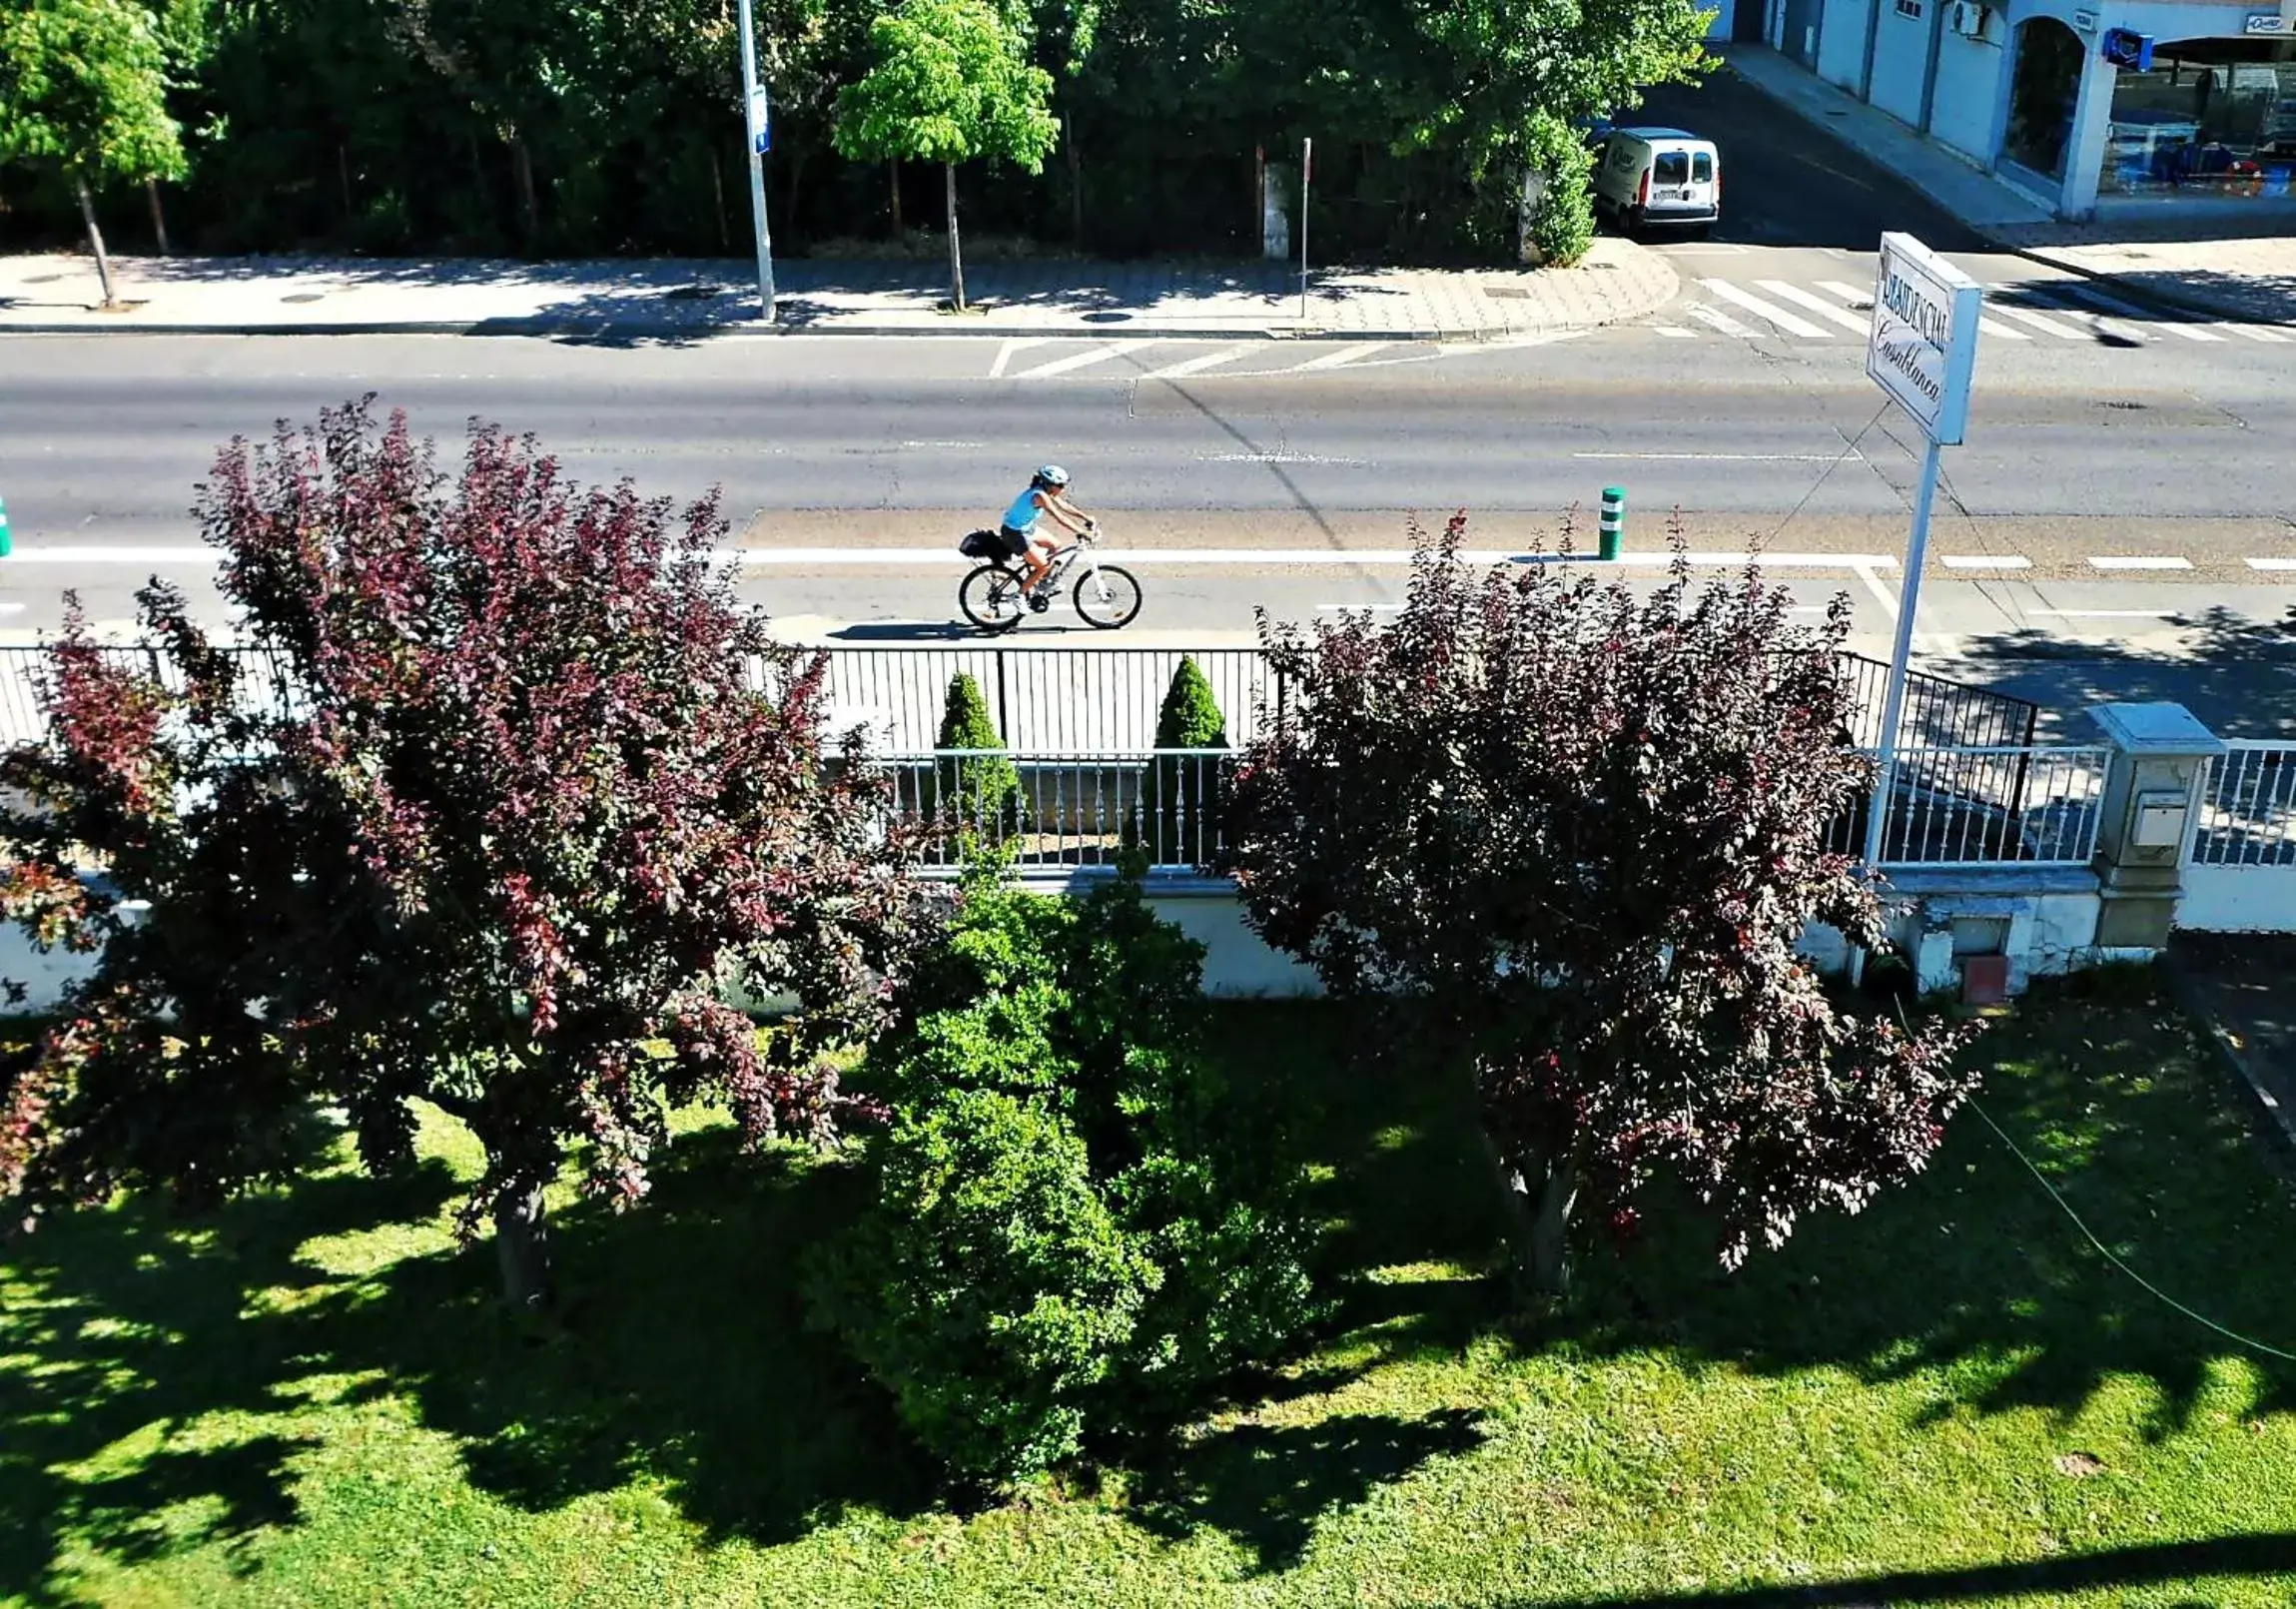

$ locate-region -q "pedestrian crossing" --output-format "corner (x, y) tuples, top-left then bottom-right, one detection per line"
(1655, 275), (2294, 349)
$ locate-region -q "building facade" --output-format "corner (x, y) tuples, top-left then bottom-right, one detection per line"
(1758, 0), (2296, 219)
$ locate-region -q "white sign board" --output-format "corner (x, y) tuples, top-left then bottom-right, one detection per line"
(1867, 232), (1983, 445)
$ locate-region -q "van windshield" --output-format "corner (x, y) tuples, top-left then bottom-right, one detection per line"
(1653, 151), (1691, 185)
(1692, 152), (1713, 183)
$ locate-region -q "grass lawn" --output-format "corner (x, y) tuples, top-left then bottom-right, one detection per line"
(4, 970), (2295, 1607)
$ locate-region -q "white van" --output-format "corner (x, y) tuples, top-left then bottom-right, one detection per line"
(1591, 128), (1721, 235)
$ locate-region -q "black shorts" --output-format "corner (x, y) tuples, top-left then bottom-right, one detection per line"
(998, 525), (1034, 557)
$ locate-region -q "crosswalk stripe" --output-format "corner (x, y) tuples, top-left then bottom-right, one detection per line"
(1137, 344), (1261, 380)
(1816, 281), (1873, 309)
(1292, 342), (1391, 370)
(1652, 326), (1697, 339)
(1755, 280), (1871, 334)
(1976, 317), (2031, 341)
(1685, 304), (1757, 339)
(1007, 341), (1161, 379)
(1983, 300), (2090, 340)
(2054, 283), (2225, 341)
(2009, 286), (2152, 343)
(1699, 278), (1834, 339)
(2220, 323), (2293, 344)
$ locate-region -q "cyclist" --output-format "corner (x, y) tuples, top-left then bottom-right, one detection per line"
(1000, 464), (1097, 609)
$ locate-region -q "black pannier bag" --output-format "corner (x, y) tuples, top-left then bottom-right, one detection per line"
(958, 528), (1008, 560)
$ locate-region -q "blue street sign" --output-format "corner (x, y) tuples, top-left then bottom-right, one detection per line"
(749, 88), (771, 155)
(2101, 27), (2154, 69)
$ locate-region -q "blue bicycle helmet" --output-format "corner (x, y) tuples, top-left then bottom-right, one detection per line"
(1033, 463), (1072, 489)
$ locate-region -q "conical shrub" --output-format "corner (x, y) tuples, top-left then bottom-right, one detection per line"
(1143, 656), (1227, 866)
(935, 671), (1026, 839)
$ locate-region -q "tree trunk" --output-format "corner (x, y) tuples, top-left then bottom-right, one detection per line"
(944, 160), (966, 313)
(1478, 1117), (1579, 1302)
(337, 143), (355, 224)
(493, 1182), (553, 1311)
(73, 172), (119, 309)
(511, 134), (541, 247)
(711, 148), (730, 250)
(1067, 135), (1084, 249)
(145, 178), (172, 255)
(890, 160), (903, 235)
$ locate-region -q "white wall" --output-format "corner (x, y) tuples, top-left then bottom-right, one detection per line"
(1928, 27), (2006, 160)
(1870, 0), (1935, 126)
(2178, 866), (2296, 934)
(1819, 0), (1875, 90)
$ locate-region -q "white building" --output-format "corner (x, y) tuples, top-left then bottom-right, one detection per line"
(1743, 0), (2296, 219)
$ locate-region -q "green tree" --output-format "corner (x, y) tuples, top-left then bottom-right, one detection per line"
(934, 671), (1026, 837)
(811, 862), (1315, 1486)
(0, 0), (188, 305)
(1405, 0), (1713, 255)
(833, 0), (1060, 311)
(1145, 655), (1226, 867)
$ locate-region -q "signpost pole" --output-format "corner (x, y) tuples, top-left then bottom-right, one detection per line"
(1861, 437), (1943, 867)
(736, 0), (776, 322)
(1298, 137), (1311, 322)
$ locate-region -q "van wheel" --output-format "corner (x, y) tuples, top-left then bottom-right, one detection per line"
(1689, 223), (1712, 240)
(1625, 207), (1645, 240)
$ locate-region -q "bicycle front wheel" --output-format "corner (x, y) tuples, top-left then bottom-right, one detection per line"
(959, 564), (1026, 634)
(1073, 564), (1144, 630)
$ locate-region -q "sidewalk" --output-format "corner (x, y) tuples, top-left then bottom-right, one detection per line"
(2170, 933), (2296, 1159)
(1720, 44), (2296, 329)
(0, 244), (1677, 343)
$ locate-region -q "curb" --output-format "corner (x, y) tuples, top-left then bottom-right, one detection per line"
(0, 315), (1501, 343)
(1993, 246), (2296, 332)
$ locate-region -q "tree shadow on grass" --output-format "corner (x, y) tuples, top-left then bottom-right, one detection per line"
(362, 1129), (935, 1544)
(0, 1153), (462, 1605)
(1130, 1407), (1487, 1573)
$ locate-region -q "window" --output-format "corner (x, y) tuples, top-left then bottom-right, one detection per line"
(1896, 0), (1923, 17)
(1653, 151), (1690, 184)
(1692, 152), (1714, 183)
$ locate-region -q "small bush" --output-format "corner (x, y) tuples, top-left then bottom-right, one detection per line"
(933, 672), (1026, 837)
(1524, 114), (1596, 268)
(814, 861), (1316, 1487)
(1142, 657), (1229, 867)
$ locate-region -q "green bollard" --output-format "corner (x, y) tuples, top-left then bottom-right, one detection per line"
(0, 490), (11, 558)
(1598, 486), (1625, 561)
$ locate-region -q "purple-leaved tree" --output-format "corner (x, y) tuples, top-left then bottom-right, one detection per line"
(1224, 512), (1981, 1298)
(1, 400), (923, 1306)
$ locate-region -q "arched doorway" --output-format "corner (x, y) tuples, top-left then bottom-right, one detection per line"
(2003, 18), (2083, 180)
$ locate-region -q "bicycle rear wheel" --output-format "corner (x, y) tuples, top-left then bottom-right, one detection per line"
(1073, 564), (1144, 630)
(960, 564), (1026, 634)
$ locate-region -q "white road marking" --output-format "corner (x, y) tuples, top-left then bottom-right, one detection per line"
(1755, 280), (1871, 334)
(1700, 279), (1834, 339)
(1852, 562), (1900, 623)
(1975, 317), (2031, 341)
(1315, 602), (1406, 611)
(1983, 299), (2091, 341)
(2055, 284), (2225, 342)
(2010, 286), (2150, 344)
(4, 545), (216, 564)
(1293, 343), (1391, 370)
(1199, 451), (1370, 465)
(2246, 556), (2296, 571)
(2087, 555), (2193, 570)
(1569, 450), (1864, 461)
(1139, 344), (1262, 381)
(1006, 341), (1160, 379)
(988, 338), (1048, 378)
(1817, 281), (1874, 309)
(1652, 325), (1698, 339)
(1940, 555), (2031, 570)
(2221, 324), (2293, 344)
(2029, 608), (2180, 619)
(1685, 304), (1757, 339)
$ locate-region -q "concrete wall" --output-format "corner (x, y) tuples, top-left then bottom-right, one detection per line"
(1819, 0), (1876, 89)
(2178, 866), (2296, 935)
(1870, 0), (1936, 125)
(1929, 27), (2006, 160)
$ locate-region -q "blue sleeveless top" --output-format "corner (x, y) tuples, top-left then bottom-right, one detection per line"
(1003, 486), (1044, 534)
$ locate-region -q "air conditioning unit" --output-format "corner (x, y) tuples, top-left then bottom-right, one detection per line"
(1950, 1), (1993, 37)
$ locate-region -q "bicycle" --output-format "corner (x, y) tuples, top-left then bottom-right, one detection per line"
(958, 523), (1144, 635)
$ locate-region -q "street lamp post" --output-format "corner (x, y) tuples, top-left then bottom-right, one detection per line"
(735, 0), (777, 321)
